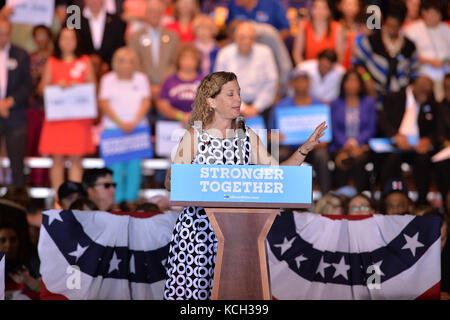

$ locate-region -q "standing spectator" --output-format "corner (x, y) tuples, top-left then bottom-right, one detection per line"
(77, 0), (127, 67)
(269, 69), (331, 194)
(99, 47), (151, 205)
(82, 168), (116, 211)
(157, 43), (202, 126)
(28, 25), (53, 187)
(0, 19), (32, 187)
(402, 0), (421, 26)
(166, 0), (199, 42)
(127, 0), (180, 106)
(329, 69), (377, 192)
(403, 0), (450, 102)
(193, 14), (219, 77)
(292, 0), (345, 65)
(379, 76), (438, 205)
(38, 27), (97, 197)
(435, 74), (450, 203)
(214, 21), (278, 117)
(336, 0), (364, 69)
(352, 0), (419, 98)
(226, 0), (291, 40)
(298, 49), (345, 104)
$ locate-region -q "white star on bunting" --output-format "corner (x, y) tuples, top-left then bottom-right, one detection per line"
(295, 255), (308, 269)
(316, 256), (331, 278)
(274, 237), (296, 256)
(69, 243), (88, 262)
(402, 232), (424, 257)
(46, 210), (63, 225)
(371, 260), (385, 276)
(332, 256), (350, 280)
(108, 252), (122, 274)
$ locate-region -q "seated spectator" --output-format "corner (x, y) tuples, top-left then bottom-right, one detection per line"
(298, 49), (345, 105)
(347, 193), (374, 215)
(336, 0), (365, 69)
(157, 43), (202, 126)
(99, 47), (151, 206)
(313, 193), (346, 215)
(292, 0), (345, 65)
(166, 0), (198, 42)
(352, 0), (419, 98)
(226, 0), (291, 41)
(435, 74), (450, 202)
(193, 14), (219, 77)
(57, 181), (87, 210)
(329, 69), (377, 192)
(77, 0), (127, 67)
(269, 69), (331, 194)
(69, 197), (99, 211)
(214, 21), (278, 117)
(82, 168), (116, 211)
(382, 178), (414, 215)
(403, 0), (450, 102)
(0, 215), (41, 299)
(379, 76), (438, 205)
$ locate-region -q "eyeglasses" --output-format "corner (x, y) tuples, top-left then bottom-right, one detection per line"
(350, 205), (371, 212)
(93, 182), (117, 189)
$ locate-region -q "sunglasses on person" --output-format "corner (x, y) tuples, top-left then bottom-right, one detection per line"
(93, 182), (117, 189)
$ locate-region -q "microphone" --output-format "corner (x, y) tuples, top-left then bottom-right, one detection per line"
(236, 116), (246, 164)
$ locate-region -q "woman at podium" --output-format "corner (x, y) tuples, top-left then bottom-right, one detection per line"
(163, 71), (327, 300)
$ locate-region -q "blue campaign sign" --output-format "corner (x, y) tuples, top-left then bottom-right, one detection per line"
(100, 125), (153, 165)
(170, 164), (312, 207)
(274, 104), (332, 146)
(369, 137), (421, 153)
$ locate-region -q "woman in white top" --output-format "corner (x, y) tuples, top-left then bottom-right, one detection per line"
(98, 47), (151, 207)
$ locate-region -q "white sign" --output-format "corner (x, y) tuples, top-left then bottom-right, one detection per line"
(7, 0), (55, 27)
(155, 120), (185, 158)
(44, 83), (98, 121)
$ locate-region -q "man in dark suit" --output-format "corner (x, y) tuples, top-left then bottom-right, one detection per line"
(77, 0), (126, 67)
(379, 76), (438, 205)
(0, 19), (32, 186)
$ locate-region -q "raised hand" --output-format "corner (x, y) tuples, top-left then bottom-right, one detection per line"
(300, 121), (328, 154)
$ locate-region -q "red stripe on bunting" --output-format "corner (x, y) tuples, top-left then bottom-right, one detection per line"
(40, 280), (69, 300)
(322, 214), (373, 221)
(107, 211), (164, 219)
(415, 282), (441, 300)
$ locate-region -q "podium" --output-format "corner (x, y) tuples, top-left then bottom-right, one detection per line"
(170, 164), (312, 300)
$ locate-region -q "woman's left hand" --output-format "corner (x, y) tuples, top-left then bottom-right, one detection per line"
(300, 121), (328, 153)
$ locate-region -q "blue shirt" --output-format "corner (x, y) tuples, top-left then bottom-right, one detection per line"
(226, 0), (290, 31)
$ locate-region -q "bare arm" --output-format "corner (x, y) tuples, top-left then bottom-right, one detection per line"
(292, 23), (306, 66)
(156, 98), (189, 124)
(37, 60), (52, 96)
(335, 25), (346, 65)
(165, 128), (197, 191)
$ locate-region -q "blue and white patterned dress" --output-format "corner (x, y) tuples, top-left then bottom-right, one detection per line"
(163, 126), (252, 300)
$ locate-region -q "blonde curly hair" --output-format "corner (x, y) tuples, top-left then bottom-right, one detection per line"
(188, 71), (237, 128)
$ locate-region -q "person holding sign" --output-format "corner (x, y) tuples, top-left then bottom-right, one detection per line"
(163, 71), (327, 300)
(98, 47), (151, 206)
(38, 27), (96, 198)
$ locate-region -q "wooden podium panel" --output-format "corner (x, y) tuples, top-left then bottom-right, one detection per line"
(205, 208), (279, 300)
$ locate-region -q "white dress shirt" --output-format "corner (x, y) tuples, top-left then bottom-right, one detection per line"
(399, 86), (420, 140)
(214, 42), (279, 112)
(147, 26), (161, 67)
(83, 7), (107, 51)
(298, 59), (346, 104)
(0, 43), (11, 100)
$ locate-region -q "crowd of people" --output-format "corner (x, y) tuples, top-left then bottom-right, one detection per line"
(0, 0), (449, 299)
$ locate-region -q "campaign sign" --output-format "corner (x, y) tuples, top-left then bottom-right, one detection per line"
(369, 137), (421, 153)
(274, 104), (331, 145)
(44, 83), (98, 121)
(246, 115), (268, 147)
(170, 164), (312, 207)
(100, 125), (153, 165)
(155, 120), (185, 158)
(7, 0), (55, 27)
